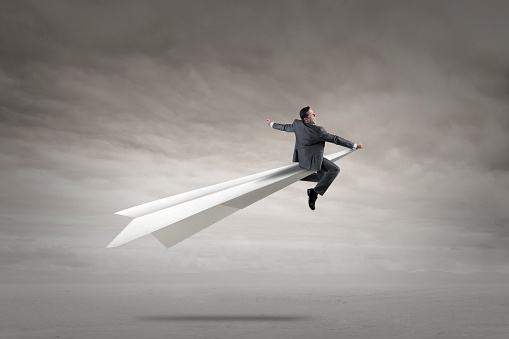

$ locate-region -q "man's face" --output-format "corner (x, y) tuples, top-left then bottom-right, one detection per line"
(305, 109), (317, 124)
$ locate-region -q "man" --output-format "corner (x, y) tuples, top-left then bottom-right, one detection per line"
(266, 106), (363, 210)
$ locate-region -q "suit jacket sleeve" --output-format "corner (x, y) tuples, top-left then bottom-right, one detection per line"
(318, 127), (355, 149)
(272, 122), (294, 132)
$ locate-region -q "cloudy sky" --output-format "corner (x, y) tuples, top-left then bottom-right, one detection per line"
(1, 0), (508, 279)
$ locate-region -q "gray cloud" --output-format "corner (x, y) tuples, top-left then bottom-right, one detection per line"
(0, 236), (90, 269)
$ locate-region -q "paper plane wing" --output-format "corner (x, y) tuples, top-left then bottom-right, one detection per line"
(107, 149), (355, 248)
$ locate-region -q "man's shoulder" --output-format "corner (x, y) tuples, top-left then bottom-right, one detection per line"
(291, 119), (305, 129)
(316, 125), (326, 132)
(308, 123), (325, 132)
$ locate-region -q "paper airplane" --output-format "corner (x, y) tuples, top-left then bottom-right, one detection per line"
(108, 149), (355, 248)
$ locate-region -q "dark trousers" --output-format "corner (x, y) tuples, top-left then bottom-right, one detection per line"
(300, 158), (340, 195)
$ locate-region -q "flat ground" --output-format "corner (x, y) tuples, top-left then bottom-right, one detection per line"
(1, 272), (508, 338)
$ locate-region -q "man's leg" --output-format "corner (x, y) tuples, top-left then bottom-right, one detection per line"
(313, 158), (340, 196)
(306, 159), (340, 210)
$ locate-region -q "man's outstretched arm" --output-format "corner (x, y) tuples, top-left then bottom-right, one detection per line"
(266, 119), (294, 132)
(318, 127), (363, 150)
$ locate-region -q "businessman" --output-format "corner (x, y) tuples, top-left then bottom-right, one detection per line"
(266, 106), (363, 210)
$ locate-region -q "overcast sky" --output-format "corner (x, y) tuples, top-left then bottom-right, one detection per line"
(1, 0), (508, 278)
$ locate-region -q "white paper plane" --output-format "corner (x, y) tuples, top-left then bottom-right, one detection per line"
(108, 149), (356, 249)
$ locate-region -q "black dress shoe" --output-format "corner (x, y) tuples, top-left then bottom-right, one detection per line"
(307, 188), (318, 210)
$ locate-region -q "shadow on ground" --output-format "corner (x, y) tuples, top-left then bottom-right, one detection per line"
(137, 315), (312, 322)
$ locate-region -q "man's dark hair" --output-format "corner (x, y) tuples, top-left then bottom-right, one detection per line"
(299, 106), (310, 120)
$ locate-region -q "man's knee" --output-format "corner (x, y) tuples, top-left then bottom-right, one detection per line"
(322, 159), (340, 173)
(327, 166), (340, 179)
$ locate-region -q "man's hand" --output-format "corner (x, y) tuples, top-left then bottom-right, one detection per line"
(357, 143), (363, 149)
(266, 119), (272, 126)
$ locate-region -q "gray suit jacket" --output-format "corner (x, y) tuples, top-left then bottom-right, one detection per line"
(272, 119), (355, 170)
